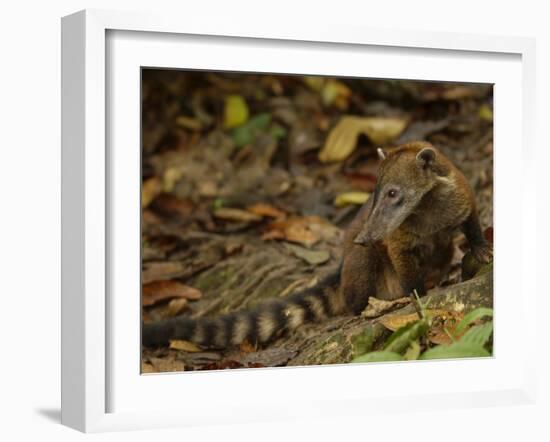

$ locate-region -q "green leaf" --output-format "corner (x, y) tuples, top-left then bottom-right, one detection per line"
(247, 113), (271, 130)
(269, 124), (287, 140)
(403, 340), (421, 361)
(231, 113), (272, 148)
(232, 125), (253, 147)
(460, 322), (493, 347)
(383, 319), (430, 354)
(420, 342), (490, 360)
(212, 198), (224, 210)
(351, 351), (404, 363)
(455, 307), (494, 335)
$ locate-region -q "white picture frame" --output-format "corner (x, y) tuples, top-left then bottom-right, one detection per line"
(61, 9), (537, 433)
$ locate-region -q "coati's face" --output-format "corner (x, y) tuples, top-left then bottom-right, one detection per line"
(354, 143), (441, 244)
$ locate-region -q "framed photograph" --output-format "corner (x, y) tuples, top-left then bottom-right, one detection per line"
(61, 9), (537, 433)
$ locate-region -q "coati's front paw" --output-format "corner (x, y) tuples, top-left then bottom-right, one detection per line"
(471, 242), (493, 264)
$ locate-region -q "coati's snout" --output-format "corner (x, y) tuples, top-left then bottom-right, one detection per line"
(353, 184), (412, 244)
(354, 144), (440, 245)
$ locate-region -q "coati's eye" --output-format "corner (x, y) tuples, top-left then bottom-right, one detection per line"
(387, 189), (397, 198)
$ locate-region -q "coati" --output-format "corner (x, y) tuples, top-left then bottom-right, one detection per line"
(142, 141), (492, 349)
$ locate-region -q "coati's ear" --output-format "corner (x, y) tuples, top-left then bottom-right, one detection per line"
(416, 147), (436, 170)
(377, 148), (387, 161)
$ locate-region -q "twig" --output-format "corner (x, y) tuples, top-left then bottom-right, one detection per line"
(409, 290), (425, 320)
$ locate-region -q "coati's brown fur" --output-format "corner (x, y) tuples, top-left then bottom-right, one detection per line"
(142, 141), (492, 349)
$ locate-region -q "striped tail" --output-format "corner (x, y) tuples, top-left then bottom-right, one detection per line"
(142, 271), (345, 349)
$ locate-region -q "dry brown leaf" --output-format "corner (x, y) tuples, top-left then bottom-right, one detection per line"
(142, 280), (202, 307)
(379, 313), (420, 331)
(261, 229), (286, 241)
(319, 116), (408, 163)
(284, 221), (320, 248)
(176, 115), (203, 131)
(213, 207), (263, 223)
(146, 356), (186, 373)
(142, 177), (161, 208)
(141, 261), (188, 284)
(246, 202), (286, 219)
(427, 311), (465, 345)
(362, 297), (411, 319)
(285, 244), (330, 265)
(166, 298), (189, 317)
(141, 361), (156, 374)
(239, 340), (256, 354)
(150, 193), (194, 219)
(264, 216), (338, 248)
(162, 166), (186, 193)
(169, 340), (202, 353)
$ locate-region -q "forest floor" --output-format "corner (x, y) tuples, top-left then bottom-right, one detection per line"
(140, 70), (494, 373)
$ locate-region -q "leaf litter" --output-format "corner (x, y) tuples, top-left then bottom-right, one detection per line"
(141, 69), (493, 371)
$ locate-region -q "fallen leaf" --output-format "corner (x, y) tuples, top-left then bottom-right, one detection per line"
(334, 191), (370, 207)
(321, 79), (351, 109)
(141, 361), (155, 373)
(284, 222), (319, 247)
(319, 116), (407, 163)
(150, 193), (194, 220)
(162, 165), (186, 193)
(239, 340), (256, 354)
(378, 309), (461, 333)
(379, 313), (420, 331)
(285, 244), (330, 265)
(142, 177), (161, 208)
(146, 357), (186, 373)
(264, 216), (337, 248)
(142, 261), (188, 284)
(176, 115), (203, 131)
(223, 95), (249, 129)
(169, 339), (202, 353)
(246, 202), (286, 219)
(142, 280), (202, 307)
(166, 298), (189, 317)
(303, 77), (351, 110)
(213, 207), (263, 223)
(478, 105), (493, 122)
(362, 297), (411, 319)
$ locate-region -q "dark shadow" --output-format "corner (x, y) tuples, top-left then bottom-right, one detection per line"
(35, 408), (61, 423)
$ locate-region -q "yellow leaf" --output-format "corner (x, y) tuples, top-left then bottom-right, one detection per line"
(334, 191), (370, 207)
(142, 177), (161, 208)
(303, 76), (324, 92)
(321, 80), (351, 108)
(319, 116), (407, 163)
(358, 117), (408, 145)
(478, 104), (493, 122)
(169, 339), (201, 353)
(223, 95), (249, 129)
